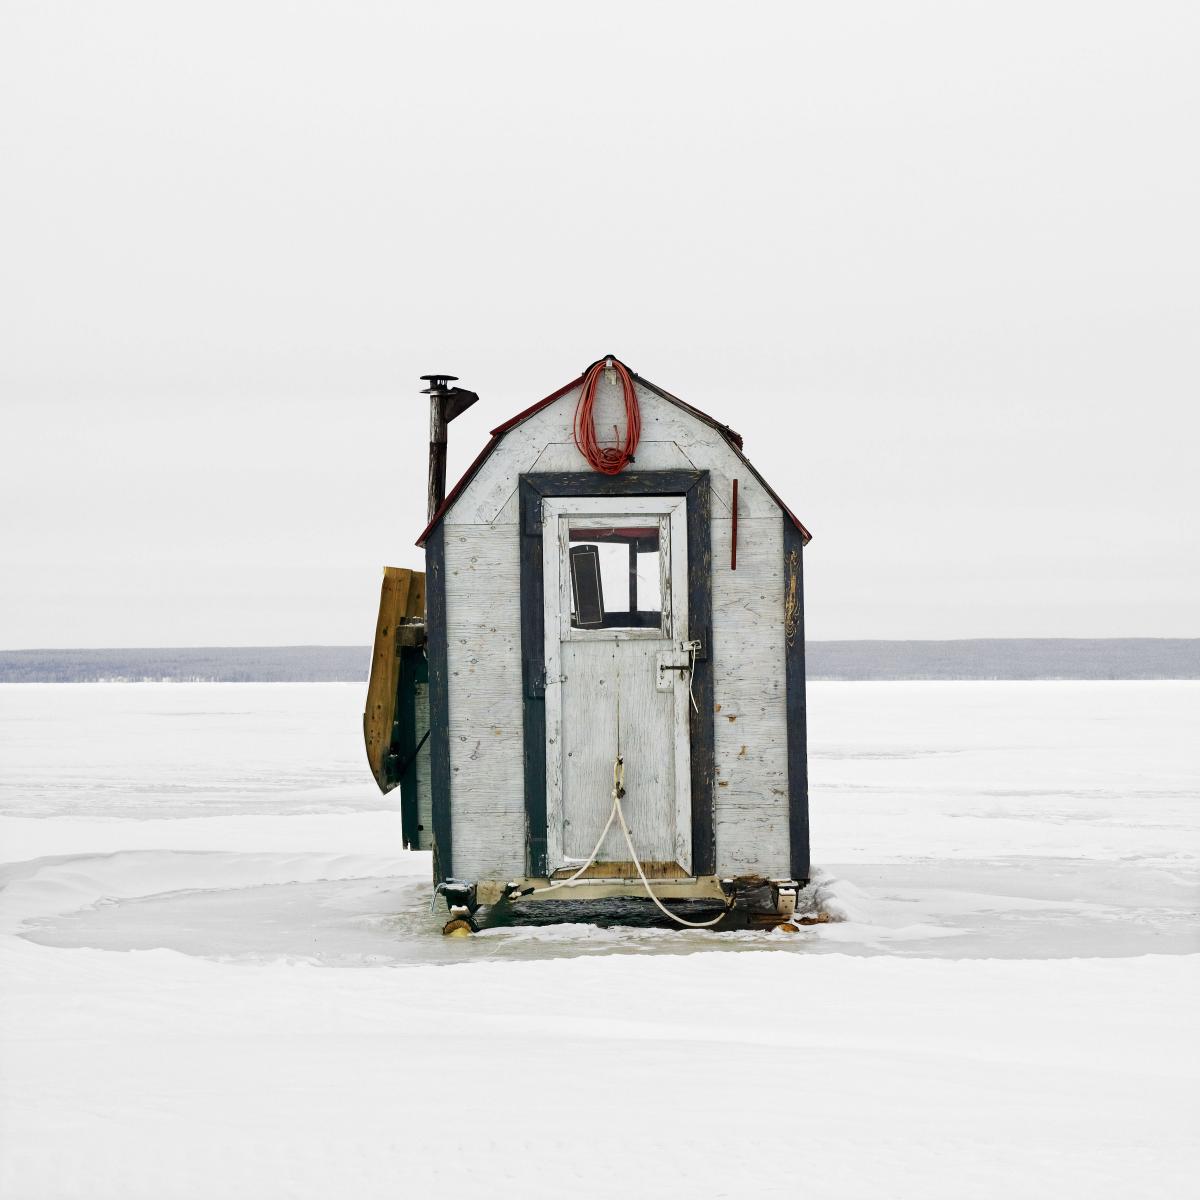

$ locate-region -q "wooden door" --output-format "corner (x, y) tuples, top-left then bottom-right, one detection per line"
(542, 496), (692, 876)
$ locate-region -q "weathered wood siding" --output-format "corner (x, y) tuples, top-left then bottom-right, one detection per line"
(441, 380), (793, 881)
(710, 512), (790, 877)
(414, 680), (432, 851)
(443, 522), (527, 879)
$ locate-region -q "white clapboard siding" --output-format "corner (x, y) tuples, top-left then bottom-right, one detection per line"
(453, 415), (561, 526)
(440, 376), (798, 883)
(710, 513), (791, 877)
(713, 794), (792, 876)
(482, 441), (704, 526)
(443, 523), (527, 880)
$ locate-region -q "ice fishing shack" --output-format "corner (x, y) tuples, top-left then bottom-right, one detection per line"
(364, 356), (811, 931)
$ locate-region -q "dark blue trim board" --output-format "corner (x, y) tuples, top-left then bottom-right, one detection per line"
(518, 471), (716, 879)
(783, 520), (810, 881)
(423, 523), (453, 883)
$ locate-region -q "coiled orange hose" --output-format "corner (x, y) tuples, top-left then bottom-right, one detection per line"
(573, 358), (641, 474)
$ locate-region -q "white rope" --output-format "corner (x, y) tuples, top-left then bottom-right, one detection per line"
(522, 643), (728, 927)
(613, 791), (728, 927)
(522, 761), (621, 895)
(522, 784), (728, 926)
(524, 769), (729, 926)
(682, 639), (702, 713)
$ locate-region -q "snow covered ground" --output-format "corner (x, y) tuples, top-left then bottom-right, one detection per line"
(1, 682), (1197, 1198)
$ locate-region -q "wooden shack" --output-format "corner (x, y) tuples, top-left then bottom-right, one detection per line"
(366, 356), (811, 929)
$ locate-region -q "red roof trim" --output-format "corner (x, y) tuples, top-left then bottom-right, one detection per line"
(416, 363), (810, 546)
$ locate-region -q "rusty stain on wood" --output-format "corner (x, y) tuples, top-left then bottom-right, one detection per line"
(784, 547), (801, 649)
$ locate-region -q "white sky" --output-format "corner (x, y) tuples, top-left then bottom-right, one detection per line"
(1, 1), (1197, 647)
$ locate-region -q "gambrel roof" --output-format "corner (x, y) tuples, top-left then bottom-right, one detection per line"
(416, 358), (811, 547)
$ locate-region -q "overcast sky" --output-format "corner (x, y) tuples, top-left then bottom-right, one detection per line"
(2, 1), (1197, 648)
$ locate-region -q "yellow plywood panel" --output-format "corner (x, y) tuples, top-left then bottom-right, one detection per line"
(363, 567), (425, 792)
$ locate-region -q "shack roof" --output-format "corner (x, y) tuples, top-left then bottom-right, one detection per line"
(416, 360), (811, 547)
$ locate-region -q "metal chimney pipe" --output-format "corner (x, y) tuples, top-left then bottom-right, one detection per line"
(420, 374), (455, 523)
(420, 375), (479, 523)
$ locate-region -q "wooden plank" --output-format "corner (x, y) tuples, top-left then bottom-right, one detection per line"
(397, 645), (420, 848)
(414, 678), (432, 850)
(714, 796), (791, 876)
(424, 528), (453, 883)
(542, 506), (566, 870)
(519, 479), (549, 879)
(685, 474), (716, 876)
(524, 468), (704, 503)
(406, 572), (426, 621)
(667, 500), (692, 869)
(710, 514), (791, 877)
(784, 520), (810, 881)
(550, 860), (688, 880)
(443, 522), (528, 881)
(394, 647), (432, 851)
(362, 566), (424, 792)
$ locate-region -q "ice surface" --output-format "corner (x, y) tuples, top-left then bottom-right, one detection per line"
(0, 683), (394, 818)
(13, 854), (1197, 964)
(1, 681), (1197, 1198)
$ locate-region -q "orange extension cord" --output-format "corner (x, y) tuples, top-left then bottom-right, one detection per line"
(573, 358), (641, 474)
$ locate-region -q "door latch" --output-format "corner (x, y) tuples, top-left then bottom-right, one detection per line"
(656, 650), (691, 691)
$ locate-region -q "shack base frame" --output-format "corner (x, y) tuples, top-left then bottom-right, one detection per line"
(439, 873), (807, 932)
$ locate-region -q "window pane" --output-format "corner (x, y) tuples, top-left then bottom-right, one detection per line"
(568, 521), (663, 630)
(636, 551), (661, 612)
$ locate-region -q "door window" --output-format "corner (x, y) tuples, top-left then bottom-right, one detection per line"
(567, 519), (665, 632)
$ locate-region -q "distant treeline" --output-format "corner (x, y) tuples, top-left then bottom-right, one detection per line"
(0, 646), (370, 683)
(806, 639), (1200, 680)
(1, 640), (1198, 682)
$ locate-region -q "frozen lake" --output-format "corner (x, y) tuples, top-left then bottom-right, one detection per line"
(2, 682), (1195, 962)
(1, 682), (1197, 1198)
